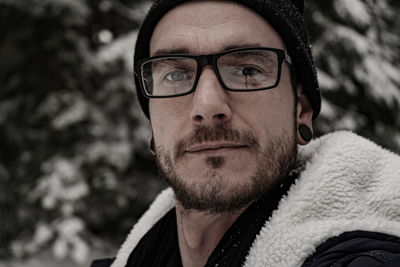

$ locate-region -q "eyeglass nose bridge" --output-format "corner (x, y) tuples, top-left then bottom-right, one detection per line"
(197, 54), (215, 70)
(194, 54), (225, 92)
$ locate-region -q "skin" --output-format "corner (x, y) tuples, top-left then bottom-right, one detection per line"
(148, 1), (314, 266)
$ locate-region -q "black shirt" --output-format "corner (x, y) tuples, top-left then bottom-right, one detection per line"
(125, 174), (296, 267)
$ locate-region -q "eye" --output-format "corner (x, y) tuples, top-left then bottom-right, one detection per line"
(164, 70), (189, 82)
(239, 67), (260, 76)
(232, 66), (263, 77)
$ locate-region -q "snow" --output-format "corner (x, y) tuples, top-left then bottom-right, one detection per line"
(11, 216), (90, 264)
(357, 56), (400, 107)
(98, 29), (114, 44)
(333, 26), (369, 55)
(2, 0), (399, 265)
(108, 0), (152, 23)
(51, 93), (88, 130)
(53, 217), (89, 264)
(29, 157), (89, 211)
(0, 247), (113, 267)
(33, 224), (54, 247)
(316, 23), (400, 108)
(84, 139), (133, 171)
(96, 31), (138, 70)
(317, 69), (339, 91)
(319, 99), (337, 119)
(334, 0), (371, 27)
(334, 113), (358, 130)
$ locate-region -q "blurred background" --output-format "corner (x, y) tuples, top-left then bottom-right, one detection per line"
(0, 0), (399, 266)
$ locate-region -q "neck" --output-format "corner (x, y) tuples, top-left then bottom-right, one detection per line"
(175, 202), (248, 267)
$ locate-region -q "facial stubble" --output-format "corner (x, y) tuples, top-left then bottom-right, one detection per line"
(154, 124), (297, 214)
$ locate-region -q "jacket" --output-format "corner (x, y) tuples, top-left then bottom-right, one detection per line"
(97, 131), (400, 266)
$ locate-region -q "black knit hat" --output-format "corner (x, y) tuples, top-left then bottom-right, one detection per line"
(134, 0), (321, 119)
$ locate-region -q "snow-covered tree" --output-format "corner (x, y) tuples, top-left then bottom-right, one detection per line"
(0, 0), (399, 265)
(306, 0), (400, 152)
(0, 0), (162, 263)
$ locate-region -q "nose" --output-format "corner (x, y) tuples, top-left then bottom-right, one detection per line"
(189, 67), (232, 126)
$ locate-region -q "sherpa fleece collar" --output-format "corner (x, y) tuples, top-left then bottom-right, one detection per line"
(111, 131), (400, 267)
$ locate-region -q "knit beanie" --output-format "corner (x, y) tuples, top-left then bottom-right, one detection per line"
(134, 0), (321, 119)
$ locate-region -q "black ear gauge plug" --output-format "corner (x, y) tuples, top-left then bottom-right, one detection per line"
(299, 125), (312, 142)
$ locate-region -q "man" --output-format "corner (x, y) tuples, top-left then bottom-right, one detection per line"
(91, 0), (400, 266)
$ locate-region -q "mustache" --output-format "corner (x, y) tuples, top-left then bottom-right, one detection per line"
(174, 124), (259, 159)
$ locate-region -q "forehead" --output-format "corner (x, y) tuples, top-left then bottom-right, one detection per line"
(149, 0), (286, 56)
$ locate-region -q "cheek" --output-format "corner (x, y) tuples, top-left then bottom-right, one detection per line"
(149, 102), (167, 145)
(237, 91), (294, 136)
(151, 121), (173, 155)
(149, 100), (186, 147)
(252, 92), (293, 114)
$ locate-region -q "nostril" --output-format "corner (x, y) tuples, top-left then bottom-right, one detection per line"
(193, 114), (203, 122)
(214, 113), (226, 120)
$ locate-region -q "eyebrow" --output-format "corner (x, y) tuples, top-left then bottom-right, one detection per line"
(151, 43), (265, 56)
(152, 48), (190, 56)
(223, 43), (264, 51)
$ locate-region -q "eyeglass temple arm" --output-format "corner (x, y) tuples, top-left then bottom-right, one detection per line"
(284, 51), (292, 65)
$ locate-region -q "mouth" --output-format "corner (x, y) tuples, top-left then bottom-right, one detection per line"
(185, 142), (248, 154)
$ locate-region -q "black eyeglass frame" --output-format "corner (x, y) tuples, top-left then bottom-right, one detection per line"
(134, 47), (293, 99)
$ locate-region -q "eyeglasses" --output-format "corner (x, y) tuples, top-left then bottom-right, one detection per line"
(134, 47), (292, 98)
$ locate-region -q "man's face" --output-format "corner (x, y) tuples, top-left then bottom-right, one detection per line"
(148, 0), (306, 213)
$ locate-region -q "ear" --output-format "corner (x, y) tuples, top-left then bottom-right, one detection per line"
(148, 121), (156, 155)
(295, 85), (314, 145)
(149, 136), (156, 155)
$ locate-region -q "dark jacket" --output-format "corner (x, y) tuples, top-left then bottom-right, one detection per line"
(92, 132), (400, 267)
(92, 231), (400, 266)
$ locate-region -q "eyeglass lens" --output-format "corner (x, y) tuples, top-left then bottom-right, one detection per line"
(141, 50), (279, 96)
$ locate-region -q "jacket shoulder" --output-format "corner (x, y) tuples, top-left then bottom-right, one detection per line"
(302, 231), (400, 266)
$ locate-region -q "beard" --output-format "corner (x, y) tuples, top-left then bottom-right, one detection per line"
(154, 123), (297, 214)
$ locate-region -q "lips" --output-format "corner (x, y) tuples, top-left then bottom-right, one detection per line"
(173, 126), (258, 159)
(185, 142), (247, 153)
